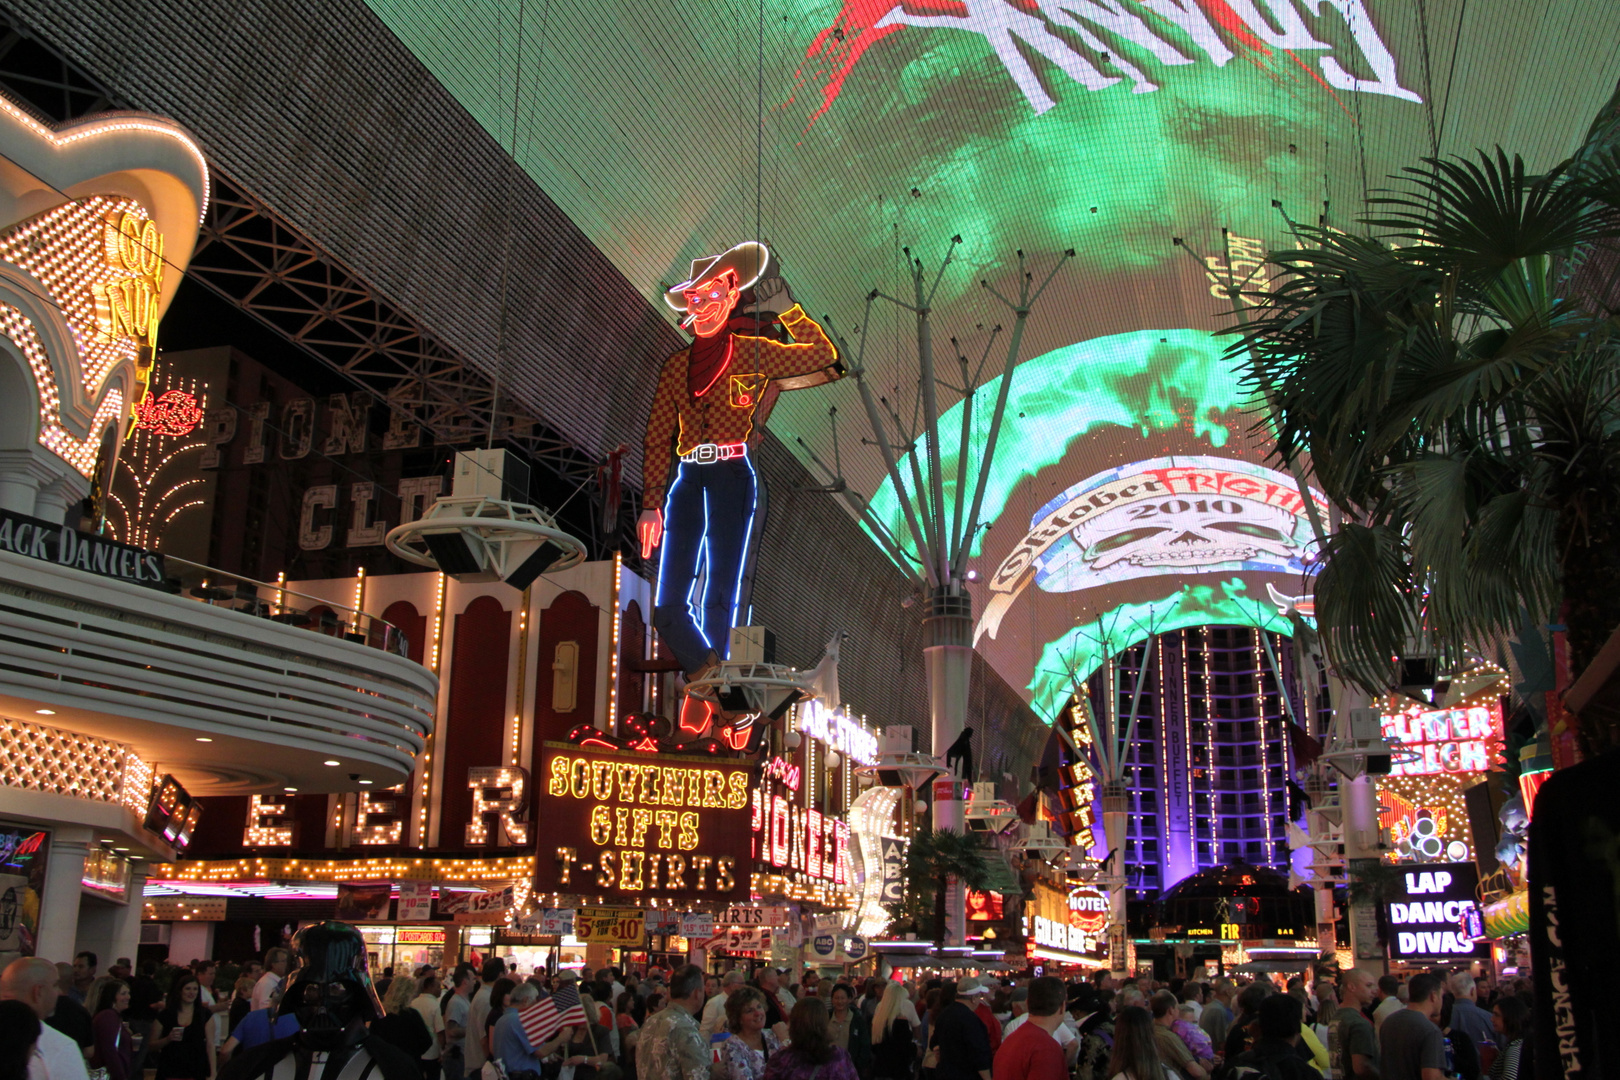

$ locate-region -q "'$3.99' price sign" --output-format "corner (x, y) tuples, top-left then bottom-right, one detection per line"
(576, 907), (646, 945)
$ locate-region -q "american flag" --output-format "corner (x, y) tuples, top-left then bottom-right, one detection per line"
(519, 984), (589, 1049)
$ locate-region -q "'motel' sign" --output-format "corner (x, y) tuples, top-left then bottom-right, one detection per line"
(1384, 861), (1490, 960)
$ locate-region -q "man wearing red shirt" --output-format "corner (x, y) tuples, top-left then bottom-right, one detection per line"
(994, 977), (1068, 1080)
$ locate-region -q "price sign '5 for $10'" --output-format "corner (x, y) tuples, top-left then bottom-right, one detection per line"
(576, 907), (647, 945)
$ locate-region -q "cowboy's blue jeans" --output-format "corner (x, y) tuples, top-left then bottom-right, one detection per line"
(653, 456), (758, 674)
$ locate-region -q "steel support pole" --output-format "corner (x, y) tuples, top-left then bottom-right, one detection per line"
(1344, 774), (1382, 963)
(925, 587), (973, 948)
(1103, 782), (1131, 975)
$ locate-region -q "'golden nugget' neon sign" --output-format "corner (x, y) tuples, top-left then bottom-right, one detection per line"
(540, 744), (752, 901)
(92, 212), (164, 348)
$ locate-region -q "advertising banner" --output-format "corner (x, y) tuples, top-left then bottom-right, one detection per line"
(542, 909), (577, 936)
(335, 883), (393, 921)
(701, 927), (771, 952)
(1107, 926), (1129, 975)
(717, 905), (793, 927)
(0, 507), (167, 589)
(396, 881), (434, 921)
(1384, 862), (1490, 960)
(811, 932), (869, 964)
(726, 928), (770, 951)
(576, 906), (646, 945)
(644, 910), (680, 934)
(439, 884), (516, 924)
(679, 912), (714, 938)
(537, 743), (752, 902)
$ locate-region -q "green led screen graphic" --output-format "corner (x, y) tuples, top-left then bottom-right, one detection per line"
(362, 0), (1620, 716)
(864, 328), (1322, 720)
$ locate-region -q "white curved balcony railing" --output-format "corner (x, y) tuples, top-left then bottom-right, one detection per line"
(0, 548), (436, 793)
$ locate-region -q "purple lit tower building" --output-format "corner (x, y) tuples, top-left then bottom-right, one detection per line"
(1058, 625), (1312, 898)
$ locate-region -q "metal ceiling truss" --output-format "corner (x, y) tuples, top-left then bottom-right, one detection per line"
(188, 179), (598, 483)
(0, 21), (112, 118)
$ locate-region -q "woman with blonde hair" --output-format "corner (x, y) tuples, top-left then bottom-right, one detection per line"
(1311, 981), (1337, 1048)
(869, 982), (916, 1080)
(374, 975), (435, 1062)
(226, 976), (256, 1036)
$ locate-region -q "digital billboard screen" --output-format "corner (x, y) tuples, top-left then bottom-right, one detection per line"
(867, 329), (1324, 719)
(363, 0), (1620, 716)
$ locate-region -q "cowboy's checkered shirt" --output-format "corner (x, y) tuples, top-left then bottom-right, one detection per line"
(642, 304), (841, 509)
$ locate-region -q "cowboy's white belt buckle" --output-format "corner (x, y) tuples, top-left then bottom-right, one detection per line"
(690, 443), (719, 463)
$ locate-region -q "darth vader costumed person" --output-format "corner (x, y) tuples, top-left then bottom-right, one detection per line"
(219, 921), (418, 1080)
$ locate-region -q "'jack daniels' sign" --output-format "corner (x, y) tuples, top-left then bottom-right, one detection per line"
(0, 508), (166, 589)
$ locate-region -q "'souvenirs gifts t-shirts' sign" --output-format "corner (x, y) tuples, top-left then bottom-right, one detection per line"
(0, 508), (166, 588)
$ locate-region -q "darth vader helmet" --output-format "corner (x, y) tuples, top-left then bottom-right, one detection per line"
(274, 920), (383, 1048)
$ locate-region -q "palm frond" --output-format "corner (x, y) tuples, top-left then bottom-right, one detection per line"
(1366, 151), (1618, 273)
(1313, 522), (1421, 694)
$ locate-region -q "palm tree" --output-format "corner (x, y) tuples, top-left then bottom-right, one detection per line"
(1226, 102), (1620, 751)
(885, 827), (993, 944)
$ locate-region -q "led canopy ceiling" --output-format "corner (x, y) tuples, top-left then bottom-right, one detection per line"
(362, 0), (1620, 713)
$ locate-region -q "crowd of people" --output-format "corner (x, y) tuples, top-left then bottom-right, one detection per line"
(0, 949), (1535, 1080)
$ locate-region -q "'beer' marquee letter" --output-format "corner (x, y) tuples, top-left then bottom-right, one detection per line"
(466, 766), (529, 845)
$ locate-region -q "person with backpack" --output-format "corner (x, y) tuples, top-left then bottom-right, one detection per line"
(1067, 986), (1113, 1080)
(1222, 996), (1317, 1080)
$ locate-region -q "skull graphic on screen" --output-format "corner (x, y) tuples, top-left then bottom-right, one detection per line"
(1070, 495), (1299, 571)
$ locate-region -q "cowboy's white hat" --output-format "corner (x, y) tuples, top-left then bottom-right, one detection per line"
(664, 241), (771, 312)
